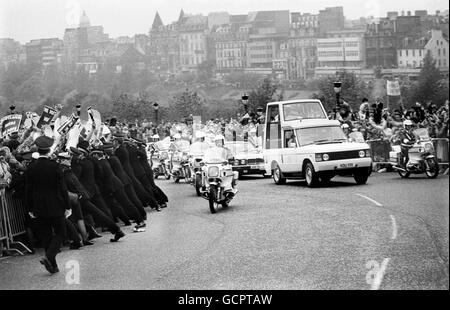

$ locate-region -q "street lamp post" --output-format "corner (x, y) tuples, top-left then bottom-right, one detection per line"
(153, 102), (159, 125)
(241, 94), (249, 113)
(333, 82), (342, 108)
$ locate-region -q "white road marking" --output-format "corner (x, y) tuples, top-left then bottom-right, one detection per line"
(389, 215), (398, 240)
(371, 258), (390, 290)
(355, 194), (383, 207)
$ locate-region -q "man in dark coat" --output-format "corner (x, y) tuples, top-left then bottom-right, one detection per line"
(25, 136), (70, 274)
(91, 147), (146, 229)
(72, 140), (122, 223)
(126, 140), (164, 208)
(103, 144), (147, 219)
(113, 134), (161, 211)
(59, 151), (125, 242)
(133, 138), (168, 207)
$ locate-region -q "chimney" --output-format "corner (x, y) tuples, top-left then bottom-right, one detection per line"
(407, 11), (411, 16)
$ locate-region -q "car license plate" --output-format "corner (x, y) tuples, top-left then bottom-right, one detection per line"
(243, 170), (248, 173)
(250, 165), (260, 169)
(340, 163), (354, 168)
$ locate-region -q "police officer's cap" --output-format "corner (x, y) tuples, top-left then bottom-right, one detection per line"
(34, 136), (54, 150)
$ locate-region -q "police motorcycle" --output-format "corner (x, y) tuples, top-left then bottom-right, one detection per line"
(169, 134), (191, 183)
(390, 123), (439, 179)
(149, 136), (171, 180)
(186, 132), (211, 196)
(200, 135), (239, 214)
(151, 148), (171, 180)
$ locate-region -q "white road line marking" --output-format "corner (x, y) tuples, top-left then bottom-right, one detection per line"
(371, 258), (390, 290)
(355, 194), (383, 207)
(389, 215), (398, 240)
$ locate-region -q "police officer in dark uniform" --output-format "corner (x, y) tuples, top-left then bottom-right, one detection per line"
(91, 146), (146, 229)
(25, 136), (70, 274)
(103, 143), (147, 219)
(133, 137), (168, 207)
(62, 150), (125, 242)
(113, 133), (161, 211)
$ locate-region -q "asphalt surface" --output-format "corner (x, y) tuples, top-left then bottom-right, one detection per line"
(0, 172), (448, 290)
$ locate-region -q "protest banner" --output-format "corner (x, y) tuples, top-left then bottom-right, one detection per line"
(0, 114), (23, 138)
(386, 80), (401, 96)
(36, 106), (57, 128)
(57, 114), (79, 135)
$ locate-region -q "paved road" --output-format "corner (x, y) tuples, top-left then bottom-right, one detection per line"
(0, 173), (448, 290)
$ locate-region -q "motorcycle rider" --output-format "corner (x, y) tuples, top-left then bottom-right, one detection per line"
(203, 135), (237, 195)
(189, 131), (210, 155)
(397, 120), (420, 169)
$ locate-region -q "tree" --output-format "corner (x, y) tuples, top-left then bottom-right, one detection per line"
(169, 89), (204, 121)
(110, 92), (155, 123)
(313, 71), (371, 111)
(410, 51), (446, 105)
(247, 78), (281, 112)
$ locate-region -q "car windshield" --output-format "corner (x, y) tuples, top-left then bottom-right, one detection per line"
(296, 126), (347, 146)
(283, 102), (326, 121)
(225, 142), (256, 156)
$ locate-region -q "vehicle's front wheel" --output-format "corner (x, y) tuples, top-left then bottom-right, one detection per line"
(398, 169), (410, 178)
(273, 165), (286, 185)
(209, 187), (219, 214)
(425, 157), (439, 179)
(305, 162), (319, 188)
(195, 174), (202, 196)
(354, 168), (370, 185)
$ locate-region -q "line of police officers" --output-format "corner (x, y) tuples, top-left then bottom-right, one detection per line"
(24, 132), (168, 274)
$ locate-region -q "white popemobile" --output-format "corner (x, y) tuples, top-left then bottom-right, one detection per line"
(262, 99), (373, 187)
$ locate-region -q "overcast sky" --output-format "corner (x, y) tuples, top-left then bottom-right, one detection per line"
(0, 0), (448, 43)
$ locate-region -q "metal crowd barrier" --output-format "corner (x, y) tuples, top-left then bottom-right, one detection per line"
(366, 139), (392, 164)
(0, 188), (32, 256)
(432, 138), (449, 165)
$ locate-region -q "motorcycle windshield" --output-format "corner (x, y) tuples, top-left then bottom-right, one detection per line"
(203, 147), (228, 164)
(414, 128), (430, 141)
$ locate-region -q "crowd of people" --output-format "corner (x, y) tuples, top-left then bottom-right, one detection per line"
(328, 98), (449, 142)
(0, 116), (168, 274)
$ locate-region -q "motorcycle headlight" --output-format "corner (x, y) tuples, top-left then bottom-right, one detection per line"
(358, 150), (366, 158)
(240, 159), (246, 165)
(424, 143), (433, 152)
(322, 154), (329, 161)
(208, 166), (219, 177)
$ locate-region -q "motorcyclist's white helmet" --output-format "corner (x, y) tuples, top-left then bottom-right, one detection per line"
(403, 120), (413, 128)
(214, 134), (225, 142)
